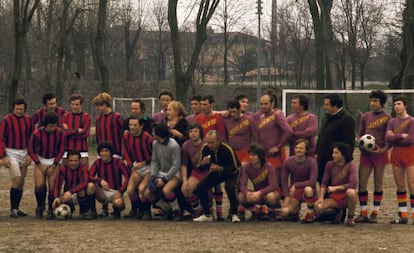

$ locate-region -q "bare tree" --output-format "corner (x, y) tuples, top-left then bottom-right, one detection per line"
(9, 0), (40, 109)
(168, 0), (219, 102)
(95, 0), (109, 91)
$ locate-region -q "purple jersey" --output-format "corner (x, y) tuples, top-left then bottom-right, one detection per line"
(186, 113), (200, 124)
(359, 111), (391, 148)
(224, 115), (258, 151)
(385, 116), (414, 147)
(152, 111), (167, 123)
(281, 156), (318, 196)
(256, 111), (293, 156)
(181, 139), (204, 173)
(321, 161), (357, 190)
(287, 112), (318, 156)
(239, 162), (277, 196)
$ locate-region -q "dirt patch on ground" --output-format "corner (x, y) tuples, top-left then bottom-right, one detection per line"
(0, 150), (412, 252)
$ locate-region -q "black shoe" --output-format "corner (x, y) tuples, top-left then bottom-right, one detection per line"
(10, 209), (19, 218)
(85, 211), (98, 220)
(35, 207), (44, 218)
(249, 212), (259, 222)
(99, 210), (109, 218)
(141, 212), (152, 220)
(45, 210), (54, 220)
(17, 209), (28, 217)
(238, 211), (246, 221)
(136, 211), (145, 220)
(77, 213), (86, 220)
(161, 209), (173, 221)
(172, 210), (183, 221)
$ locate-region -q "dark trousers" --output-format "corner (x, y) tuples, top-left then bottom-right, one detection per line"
(195, 171), (239, 215)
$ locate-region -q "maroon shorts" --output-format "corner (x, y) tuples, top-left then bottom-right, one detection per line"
(359, 152), (389, 168)
(293, 186), (305, 203)
(329, 191), (347, 209)
(190, 169), (208, 181)
(391, 146), (414, 168)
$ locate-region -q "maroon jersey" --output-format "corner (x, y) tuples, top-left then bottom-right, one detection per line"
(0, 113), (33, 149)
(195, 113), (227, 141)
(239, 162), (277, 196)
(95, 112), (124, 155)
(152, 111), (167, 123)
(122, 131), (154, 167)
(359, 111), (391, 149)
(181, 139), (204, 173)
(287, 112), (318, 156)
(89, 157), (129, 193)
(31, 107), (66, 128)
(386, 116), (414, 147)
(281, 156), (318, 197)
(224, 115), (258, 151)
(256, 111), (293, 156)
(28, 127), (65, 164)
(53, 164), (89, 198)
(62, 112), (92, 152)
(321, 161), (357, 190)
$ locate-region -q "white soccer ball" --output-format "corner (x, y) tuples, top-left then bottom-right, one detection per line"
(54, 204), (72, 220)
(359, 134), (376, 151)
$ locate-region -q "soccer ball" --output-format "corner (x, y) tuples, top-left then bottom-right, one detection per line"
(359, 134), (376, 151)
(54, 204), (72, 220)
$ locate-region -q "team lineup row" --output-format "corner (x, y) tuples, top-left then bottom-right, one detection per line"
(0, 90), (413, 225)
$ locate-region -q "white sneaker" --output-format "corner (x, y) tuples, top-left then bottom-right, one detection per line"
(231, 214), (241, 223)
(193, 214), (213, 222)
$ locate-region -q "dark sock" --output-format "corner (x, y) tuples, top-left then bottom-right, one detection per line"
(10, 188), (19, 210)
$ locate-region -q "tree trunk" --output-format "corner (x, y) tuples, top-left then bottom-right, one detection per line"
(308, 0), (325, 89)
(401, 0), (414, 89)
(95, 0), (110, 91)
(56, 0), (70, 102)
(124, 20), (141, 81)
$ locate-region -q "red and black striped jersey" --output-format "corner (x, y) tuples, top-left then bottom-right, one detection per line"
(89, 157), (129, 193)
(62, 112), (92, 152)
(0, 113), (33, 150)
(31, 107), (67, 129)
(28, 127), (65, 164)
(95, 112), (123, 155)
(53, 164), (89, 198)
(0, 139), (5, 158)
(122, 131), (153, 167)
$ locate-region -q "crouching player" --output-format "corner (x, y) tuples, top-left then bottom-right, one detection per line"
(142, 123), (182, 221)
(123, 116), (154, 219)
(237, 144), (280, 221)
(88, 142), (130, 219)
(281, 139), (318, 223)
(52, 151), (94, 219)
(315, 142), (358, 226)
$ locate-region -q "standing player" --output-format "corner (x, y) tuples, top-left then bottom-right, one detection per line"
(152, 90), (174, 123)
(193, 130), (241, 222)
(52, 150), (92, 219)
(31, 93), (66, 128)
(88, 142), (130, 219)
(122, 116), (154, 219)
(235, 94), (253, 116)
(0, 98), (33, 217)
(61, 94), (92, 166)
(28, 112), (65, 219)
(122, 99), (154, 134)
(186, 95), (202, 123)
(281, 139), (318, 222)
(316, 94), (355, 182)
(93, 92), (124, 158)
(355, 90), (391, 223)
(385, 96), (414, 224)
(142, 123), (182, 220)
(181, 123), (205, 216)
(237, 144), (280, 221)
(315, 142), (358, 226)
(286, 94), (318, 156)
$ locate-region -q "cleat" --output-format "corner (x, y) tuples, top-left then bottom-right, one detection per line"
(85, 211), (98, 220)
(136, 211), (145, 220)
(332, 209), (344, 224)
(160, 209), (172, 221)
(346, 218), (355, 227)
(45, 210), (54, 220)
(99, 210), (109, 217)
(17, 209), (28, 217)
(193, 214), (213, 222)
(249, 212), (259, 222)
(238, 211), (246, 221)
(172, 210), (183, 221)
(368, 213), (378, 223)
(77, 213), (86, 220)
(390, 216), (408, 224)
(35, 207), (44, 218)
(10, 209), (19, 218)
(355, 215), (369, 223)
(141, 212), (152, 221)
(231, 214), (241, 223)
(301, 212), (319, 223)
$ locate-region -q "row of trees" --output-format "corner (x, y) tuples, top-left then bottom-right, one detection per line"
(0, 0), (411, 111)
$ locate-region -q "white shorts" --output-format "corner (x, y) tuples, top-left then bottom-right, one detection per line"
(135, 163), (151, 177)
(37, 156), (56, 167)
(63, 151), (89, 159)
(6, 148), (29, 178)
(103, 189), (119, 204)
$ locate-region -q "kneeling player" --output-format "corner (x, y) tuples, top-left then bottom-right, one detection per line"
(315, 142), (357, 226)
(281, 139), (318, 222)
(237, 144), (280, 221)
(52, 151), (94, 219)
(88, 142), (130, 219)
